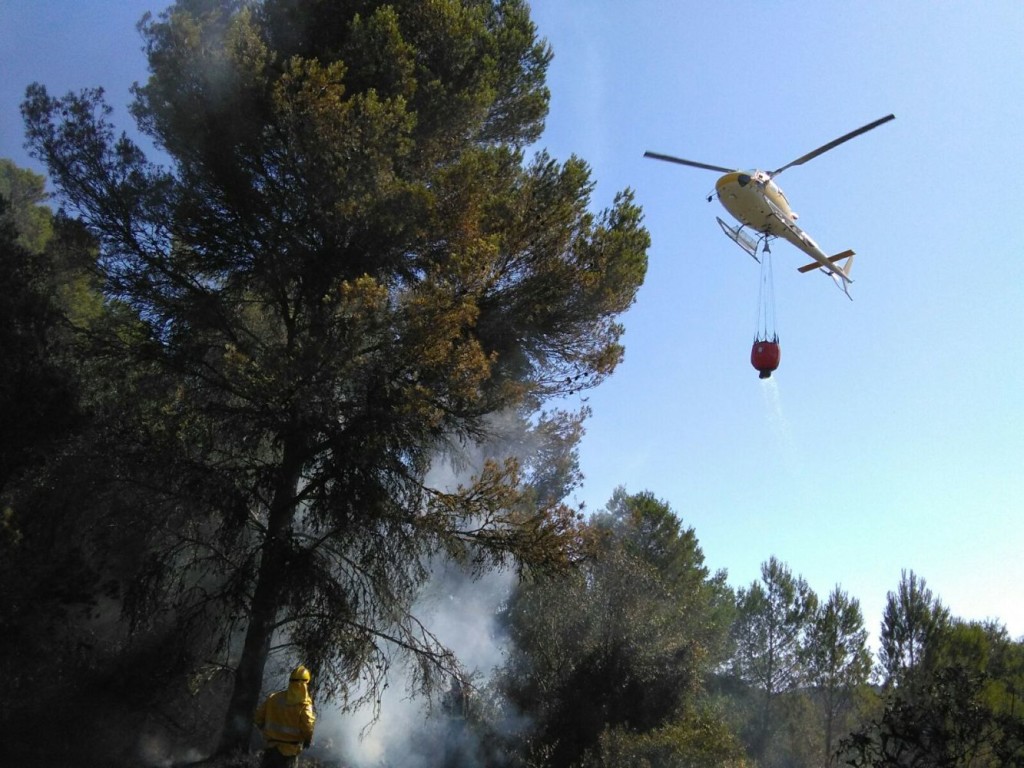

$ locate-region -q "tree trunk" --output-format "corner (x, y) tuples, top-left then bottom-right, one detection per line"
(218, 436), (305, 754)
(824, 696), (834, 766)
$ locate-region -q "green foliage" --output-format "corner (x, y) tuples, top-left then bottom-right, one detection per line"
(496, 489), (735, 767)
(840, 621), (1024, 766)
(0, 159), (53, 252)
(879, 570), (951, 687)
(731, 557), (819, 698)
(729, 556), (818, 762)
(17, 0), (649, 757)
(723, 557), (830, 766)
(805, 586), (873, 763)
(583, 708), (749, 768)
(0, 163), (176, 765)
(0, 195), (68, 492)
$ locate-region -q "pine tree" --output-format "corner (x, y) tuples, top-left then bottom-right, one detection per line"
(21, 0), (648, 753)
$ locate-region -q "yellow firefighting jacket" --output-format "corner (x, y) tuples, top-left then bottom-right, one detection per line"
(254, 680), (316, 756)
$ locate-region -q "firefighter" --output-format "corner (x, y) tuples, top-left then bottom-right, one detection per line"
(254, 665), (317, 767)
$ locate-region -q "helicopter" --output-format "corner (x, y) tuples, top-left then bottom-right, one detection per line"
(644, 114), (895, 299)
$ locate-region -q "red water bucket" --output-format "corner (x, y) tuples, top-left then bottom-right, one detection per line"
(751, 339), (781, 379)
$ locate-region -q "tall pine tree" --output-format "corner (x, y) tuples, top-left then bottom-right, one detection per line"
(731, 556), (818, 762)
(22, 0), (648, 754)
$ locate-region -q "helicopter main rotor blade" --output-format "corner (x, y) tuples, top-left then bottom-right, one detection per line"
(769, 114), (895, 177)
(643, 151), (736, 174)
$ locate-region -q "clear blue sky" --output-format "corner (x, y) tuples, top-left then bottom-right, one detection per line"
(3, 1), (1023, 651)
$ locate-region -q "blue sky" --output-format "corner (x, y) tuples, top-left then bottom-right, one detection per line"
(2, 1), (1023, 650)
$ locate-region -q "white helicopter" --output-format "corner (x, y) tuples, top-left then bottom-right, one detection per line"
(645, 114), (895, 299)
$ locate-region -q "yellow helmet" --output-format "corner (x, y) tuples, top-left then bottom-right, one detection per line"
(290, 665), (311, 683)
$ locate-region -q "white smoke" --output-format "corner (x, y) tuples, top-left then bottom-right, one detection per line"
(313, 565), (516, 767)
(310, 412), (549, 767)
(135, 734), (206, 767)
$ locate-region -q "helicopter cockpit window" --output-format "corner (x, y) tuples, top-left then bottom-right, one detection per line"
(737, 173), (751, 187)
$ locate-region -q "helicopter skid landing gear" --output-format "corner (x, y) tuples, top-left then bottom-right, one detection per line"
(716, 216), (760, 262)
